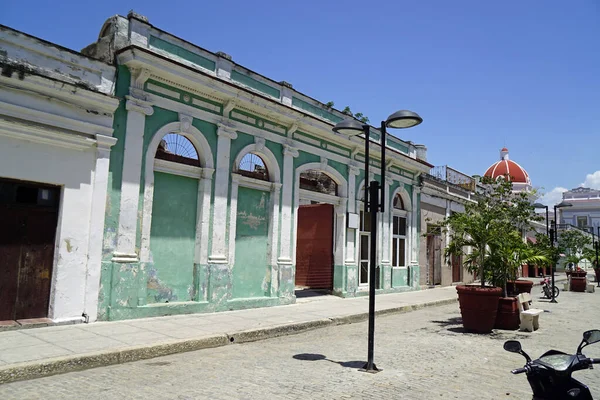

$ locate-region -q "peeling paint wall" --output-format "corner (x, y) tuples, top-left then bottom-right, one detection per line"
(232, 187), (270, 298)
(147, 172), (198, 303)
(92, 12), (428, 322)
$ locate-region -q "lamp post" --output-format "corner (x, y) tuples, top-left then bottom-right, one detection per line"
(551, 201), (572, 302)
(333, 110), (422, 373)
(533, 203), (549, 277)
(597, 226), (600, 287)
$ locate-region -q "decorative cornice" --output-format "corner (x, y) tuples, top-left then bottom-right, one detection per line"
(95, 134), (118, 150)
(287, 122), (299, 137)
(271, 182), (283, 193)
(223, 99), (236, 115)
(217, 122), (238, 139)
(130, 67), (152, 90)
(154, 159), (202, 179)
(231, 173), (273, 191)
(0, 117), (96, 151)
(202, 168), (215, 180)
(125, 95), (154, 116)
(283, 144), (299, 158)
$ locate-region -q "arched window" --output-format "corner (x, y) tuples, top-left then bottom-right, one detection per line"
(155, 133), (200, 166)
(393, 194), (405, 210)
(299, 170), (337, 196)
(238, 153), (269, 181)
(392, 194), (407, 268)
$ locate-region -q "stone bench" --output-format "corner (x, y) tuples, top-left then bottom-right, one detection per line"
(518, 293), (543, 332)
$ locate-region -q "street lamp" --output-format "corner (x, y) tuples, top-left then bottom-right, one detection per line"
(333, 109), (422, 373)
(551, 201), (572, 302)
(533, 203), (549, 278)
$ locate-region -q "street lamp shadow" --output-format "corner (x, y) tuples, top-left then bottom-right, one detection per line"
(292, 353), (366, 369)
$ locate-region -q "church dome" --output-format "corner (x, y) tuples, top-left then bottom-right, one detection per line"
(484, 147), (531, 186)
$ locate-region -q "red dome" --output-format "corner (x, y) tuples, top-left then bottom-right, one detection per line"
(484, 148), (531, 185)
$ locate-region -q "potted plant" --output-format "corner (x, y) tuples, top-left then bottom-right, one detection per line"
(489, 233), (547, 330)
(442, 177), (542, 333)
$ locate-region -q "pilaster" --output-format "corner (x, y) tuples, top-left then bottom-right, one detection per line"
(113, 89), (153, 262)
(84, 134), (118, 322)
(209, 122), (237, 263)
(278, 143), (299, 265)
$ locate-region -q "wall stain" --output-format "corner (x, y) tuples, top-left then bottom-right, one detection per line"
(147, 268), (176, 303)
(64, 239), (74, 253)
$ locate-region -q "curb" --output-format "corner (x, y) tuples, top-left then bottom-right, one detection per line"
(0, 298), (457, 385)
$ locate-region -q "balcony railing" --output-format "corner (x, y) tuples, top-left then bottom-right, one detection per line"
(429, 165), (476, 192)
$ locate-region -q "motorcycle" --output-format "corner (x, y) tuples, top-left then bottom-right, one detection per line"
(504, 329), (600, 399)
(541, 277), (559, 300)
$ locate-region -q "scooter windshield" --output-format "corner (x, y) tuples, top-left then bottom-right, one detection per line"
(536, 354), (575, 372)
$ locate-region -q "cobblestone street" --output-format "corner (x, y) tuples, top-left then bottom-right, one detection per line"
(1, 289), (599, 399)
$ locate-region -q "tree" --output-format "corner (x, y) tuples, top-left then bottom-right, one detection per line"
(442, 176), (542, 293)
(557, 229), (592, 265)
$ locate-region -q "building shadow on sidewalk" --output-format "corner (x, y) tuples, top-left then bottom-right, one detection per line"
(293, 353), (365, 369)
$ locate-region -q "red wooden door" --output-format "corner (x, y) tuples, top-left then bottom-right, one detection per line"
(295, 204), (334, 289)
(0, 180), (58, 321)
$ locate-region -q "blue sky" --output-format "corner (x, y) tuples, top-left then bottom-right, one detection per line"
(2, 0), (598, 204)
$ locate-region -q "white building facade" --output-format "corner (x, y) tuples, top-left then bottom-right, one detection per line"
(0, 27), (119, 325)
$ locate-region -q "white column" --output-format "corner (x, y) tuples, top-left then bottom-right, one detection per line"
(381, 175), (393, 265)
(196, 168), (215, 266)
(278, 144), (299, 265)
(345, 164), (360, 264)
(334, 201), (347, 267)
(411, 186), (420, 264)
(84, 134), (118, 322)
(270, 183), (282, 295)
(113, 95), (154, 262)
(209, 122), (237, 263)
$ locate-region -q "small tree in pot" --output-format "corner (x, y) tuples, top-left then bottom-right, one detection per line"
(442, 177), (541, 333)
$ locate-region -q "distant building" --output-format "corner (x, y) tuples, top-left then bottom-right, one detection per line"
(484, 147), (532, 193)
(418, 166), (477, 287)
(559, 187), (600, 230)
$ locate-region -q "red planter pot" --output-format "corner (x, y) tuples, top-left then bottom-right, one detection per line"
(494, 297), (520, 330)
(571, 276), (587, 292)
(456, 285), (502, 333)
(571, 271), (587, 278)
(507, 280), (534, 296)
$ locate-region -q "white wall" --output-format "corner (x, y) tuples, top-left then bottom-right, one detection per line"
(0, 136), (96, 320)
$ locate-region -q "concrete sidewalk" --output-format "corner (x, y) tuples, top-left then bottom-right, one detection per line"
(0, 275), (566, 384)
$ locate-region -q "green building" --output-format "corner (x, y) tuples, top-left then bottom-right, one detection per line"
(83, 11), (432, 321)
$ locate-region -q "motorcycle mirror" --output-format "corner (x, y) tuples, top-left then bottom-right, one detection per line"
(503, 340), (522, 353)
(583, 330), (600, 345)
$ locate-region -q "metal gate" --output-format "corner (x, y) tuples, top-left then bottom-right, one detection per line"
(295, 204), (334, 290)
(0, 179), (59, 321)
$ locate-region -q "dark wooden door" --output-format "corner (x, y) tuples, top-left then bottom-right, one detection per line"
(427, 235), (442, 285)
(295, 204), (334, 289)
(452, 253), (462, 282)
(0, 179), (59, 321)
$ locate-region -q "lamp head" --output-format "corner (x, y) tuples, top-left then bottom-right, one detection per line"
(385, 110), (423, 129)
(332, 119), (365, 137)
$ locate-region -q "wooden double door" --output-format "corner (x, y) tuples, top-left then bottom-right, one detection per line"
(0, 179), (59, 321)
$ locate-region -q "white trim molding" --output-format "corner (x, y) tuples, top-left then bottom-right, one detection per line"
(138, 119), (214, 267)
